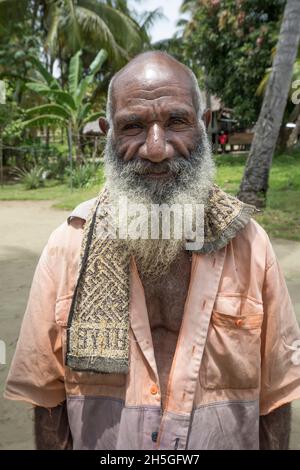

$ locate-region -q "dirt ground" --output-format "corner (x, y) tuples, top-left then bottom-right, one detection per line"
(0, 200), (299, 450)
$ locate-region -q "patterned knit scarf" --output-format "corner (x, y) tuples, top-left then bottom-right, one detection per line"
(66, 185), (257, 373)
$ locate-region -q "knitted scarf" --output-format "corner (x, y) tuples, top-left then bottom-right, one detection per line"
(66, 185), (257, 373)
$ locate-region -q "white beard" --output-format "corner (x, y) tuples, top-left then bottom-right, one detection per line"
(104, 120), (215, 281)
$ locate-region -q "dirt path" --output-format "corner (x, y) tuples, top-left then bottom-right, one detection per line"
(0, 201), (68, 450)
(0, 201), (299, 449)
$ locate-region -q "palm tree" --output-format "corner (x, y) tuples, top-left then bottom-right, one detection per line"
(256, 51), (300, 150)
(23, 49), (107, 161)
(238, 0), (300, 207)
(0, 0), (151, 71)
(44, 0), (146, 67)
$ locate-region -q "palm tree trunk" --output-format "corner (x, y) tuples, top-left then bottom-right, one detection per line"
(75, 131), (83, 162)
(67, 122), (73, 190)
(45, 126), (50, 149)
(204, 69), (212, 144)
(238, 0), (300, 208)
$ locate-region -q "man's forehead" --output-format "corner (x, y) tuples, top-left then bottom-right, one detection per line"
(111, 58), (196, 113)
(115, 88), (195, 112)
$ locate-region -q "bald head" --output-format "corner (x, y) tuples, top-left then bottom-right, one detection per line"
(106, 51), (203, 124)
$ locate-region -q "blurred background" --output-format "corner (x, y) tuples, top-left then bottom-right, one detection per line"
(0, 0), (299, 449)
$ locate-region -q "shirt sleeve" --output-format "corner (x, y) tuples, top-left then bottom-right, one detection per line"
(260, 240), (300, 415)
(3, 240), (66, 408)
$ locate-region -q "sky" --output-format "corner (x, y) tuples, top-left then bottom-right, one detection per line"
(129, 0), (185, 43)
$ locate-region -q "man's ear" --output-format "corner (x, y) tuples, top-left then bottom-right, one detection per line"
(202, 109), (211, 129)
(99, 117), (109, 135)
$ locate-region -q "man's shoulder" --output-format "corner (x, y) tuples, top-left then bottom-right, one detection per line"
(46, 198), (96, 256)
(67, 197), (97, 224)
(234, 217), (275, 267)
(241, 217), (270, 242)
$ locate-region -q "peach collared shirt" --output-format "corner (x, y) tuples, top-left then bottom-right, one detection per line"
(4, 199), (300, 449)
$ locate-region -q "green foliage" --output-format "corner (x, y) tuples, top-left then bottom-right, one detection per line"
(0, 80), (25, 139)
(23, 49), (107, 161)
(39, 0), (150, 71)
(0, 0), (151, 74)
(65, 162), (103, 188)
(12, 165), (46, 190)
(215, 149), (300, 239)
(181, 0), (286, 127)
(45, 154), (70, 181)
(24, 49), (107, 127)
(0, 2), (44, 112)
(0, 0), (156, 136)
(257, 53), (300, 101)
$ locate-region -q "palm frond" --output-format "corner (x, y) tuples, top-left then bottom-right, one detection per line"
(176, 18), (189, 28)
(26, 82), (77, 111)
(69, 50), (83, 99)
(180, 0), (197, 14)
(292, 58), (300, 81)
(22, 114), (66, 128)
(47, 90), (77, 111)
(78, 0), (144, 54)
(256, 68), (272, 96)
(74, 50), (106, 107)
(26, 103), (71, 120)
(112, 0), (130, 16)
(27, 56), (60, 88)
(26, 82), (52, 94)
(76, 76), (93, 109)
(78, 102), (92, 122)
(257, 55), (300, 99)
(83, 111), (103, 126)
(139, 8), (165, 34)
(66, 0), (82, 50)
(88, 49), (108, 76)
(44, 3), (61, 56)
(74, 6), (128, 67)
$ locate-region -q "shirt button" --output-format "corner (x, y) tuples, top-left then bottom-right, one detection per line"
(235, 318), (243, 327)
(151, 431), (158, 442)
(150, 384), (158, 395)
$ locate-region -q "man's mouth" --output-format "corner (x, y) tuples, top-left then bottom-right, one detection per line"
(142, 171), (173, 179)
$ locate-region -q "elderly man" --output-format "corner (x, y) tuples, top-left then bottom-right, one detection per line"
(4, 51), (300, 450)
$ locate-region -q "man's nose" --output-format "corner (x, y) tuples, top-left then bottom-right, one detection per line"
(139, 123), (172, 162)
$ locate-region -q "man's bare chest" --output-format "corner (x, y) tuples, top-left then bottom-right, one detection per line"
(141, 251), (192, 332)
(139, 251), (192, 406)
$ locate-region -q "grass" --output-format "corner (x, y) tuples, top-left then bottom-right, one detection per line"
(0, 181), (101, 210)
(0, 151), (300, 240)
(215, 151), (300, 240)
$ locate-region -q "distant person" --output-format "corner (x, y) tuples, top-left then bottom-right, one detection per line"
(218, 130), (228, 153)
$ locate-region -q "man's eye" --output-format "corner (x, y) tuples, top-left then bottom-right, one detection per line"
(123, 123), (143, 131)
(169, 118), (186, 125)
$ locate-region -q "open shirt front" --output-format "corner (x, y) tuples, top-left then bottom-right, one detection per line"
(4, 199), (300, 449)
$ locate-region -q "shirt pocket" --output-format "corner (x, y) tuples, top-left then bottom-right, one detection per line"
(199, 294), (264, 390)
(54, 295), (126, 387)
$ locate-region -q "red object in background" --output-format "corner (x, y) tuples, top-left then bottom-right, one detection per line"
(218, 133), (228, 145)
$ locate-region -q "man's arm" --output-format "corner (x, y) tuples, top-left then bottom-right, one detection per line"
(34, 401), (73, 450)
(259, 403), (291, 450)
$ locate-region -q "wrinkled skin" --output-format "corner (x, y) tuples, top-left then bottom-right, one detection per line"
(35, 52), (291, 449)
